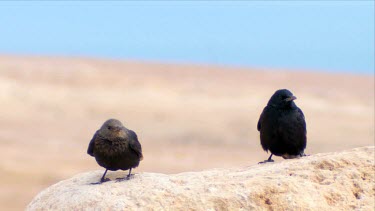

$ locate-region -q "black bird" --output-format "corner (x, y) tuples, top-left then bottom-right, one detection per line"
(87, 119), (143, 183)
(257, 89), (307, 163)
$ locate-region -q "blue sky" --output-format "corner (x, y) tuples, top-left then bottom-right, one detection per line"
(0, 1), (373, 74)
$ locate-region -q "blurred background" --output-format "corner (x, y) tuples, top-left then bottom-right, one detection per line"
(0, 1), (374, 210)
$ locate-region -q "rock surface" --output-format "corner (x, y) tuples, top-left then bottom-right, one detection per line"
(27, 146), (374, 210)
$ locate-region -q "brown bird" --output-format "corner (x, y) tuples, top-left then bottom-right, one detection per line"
(87, 119), (143, 183)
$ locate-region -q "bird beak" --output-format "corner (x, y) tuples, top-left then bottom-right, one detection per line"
(285, 96), (297, 101)
(114, 127), (122, 132)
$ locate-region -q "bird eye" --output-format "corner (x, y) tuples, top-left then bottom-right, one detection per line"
(108, 126), (112, 130)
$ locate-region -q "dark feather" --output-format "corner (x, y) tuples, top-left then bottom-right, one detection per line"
(128, 130), (143, 160)
(87, 131), (98, 156)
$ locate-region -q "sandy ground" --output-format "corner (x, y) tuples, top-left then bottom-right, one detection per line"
(0, 56), (373, 210)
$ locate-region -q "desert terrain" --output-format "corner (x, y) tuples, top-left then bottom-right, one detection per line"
(0, 56), (373, 210)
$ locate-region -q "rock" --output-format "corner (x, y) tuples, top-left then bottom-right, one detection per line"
(27, 146), (374, 210)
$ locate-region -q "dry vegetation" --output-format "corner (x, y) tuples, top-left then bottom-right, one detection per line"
(0, 56), (373, 210)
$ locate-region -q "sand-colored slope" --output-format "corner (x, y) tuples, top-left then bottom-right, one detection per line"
(0, 56), (373, 210)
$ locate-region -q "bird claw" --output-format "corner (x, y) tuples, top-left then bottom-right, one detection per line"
(90, 178), (111, 185)
(303, 153), (310, 157)
(101, 178), (111, 183)
(258, 159), (274, 164)
(90, 182), (101, 185)
(116, 174), (134, 182)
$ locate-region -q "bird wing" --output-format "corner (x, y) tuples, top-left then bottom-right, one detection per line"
(257, 107), (266, 131)
(297, 107), (305, 120)
(128, 130), (143, 160)
(297, 107), (307, 133)
(87, 131), (98, 156)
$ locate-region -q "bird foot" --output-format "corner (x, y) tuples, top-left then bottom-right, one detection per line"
(116, 174), (134, 182)
(258, 159), (274, 164)
(303, 153), (310, 157)
(90, 178), (111, 185)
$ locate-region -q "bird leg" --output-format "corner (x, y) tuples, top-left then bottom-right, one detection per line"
(116, 168), (134, 182)
(100, 169), (111, 182)
(258, 154), (274, 164)
(91, 169), (111, 185)
(127, 168), (134, 179)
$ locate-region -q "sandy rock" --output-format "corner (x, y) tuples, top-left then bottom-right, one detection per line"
(27, 146), (374, 210)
